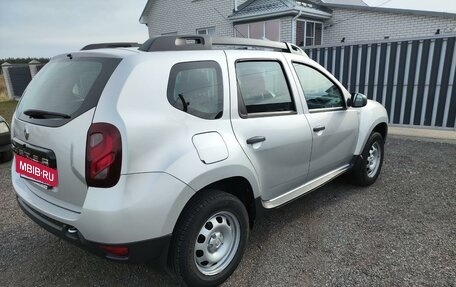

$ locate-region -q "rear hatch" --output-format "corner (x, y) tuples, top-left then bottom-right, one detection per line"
(12, 54), (121, 212)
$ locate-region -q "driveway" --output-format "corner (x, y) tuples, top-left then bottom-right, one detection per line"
(1, 137), (455, 286)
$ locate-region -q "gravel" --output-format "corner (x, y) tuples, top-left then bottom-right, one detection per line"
(1, 137), (455, 286)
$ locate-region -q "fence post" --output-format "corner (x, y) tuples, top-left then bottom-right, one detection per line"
(28, 60), (42, 78)
(1, 62), (14, 100)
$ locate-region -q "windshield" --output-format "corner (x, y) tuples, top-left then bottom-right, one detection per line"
(17, 56), (121, 127)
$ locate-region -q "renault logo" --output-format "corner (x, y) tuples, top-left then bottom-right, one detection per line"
(24, 126), (30, 140)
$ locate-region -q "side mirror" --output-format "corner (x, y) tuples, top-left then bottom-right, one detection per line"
(349, 92), (368, 108)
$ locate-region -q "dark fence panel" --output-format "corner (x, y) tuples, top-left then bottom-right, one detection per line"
(5, 65), (32, 98)
(304, 35), (456, 128)
(1, 61), (45, 100)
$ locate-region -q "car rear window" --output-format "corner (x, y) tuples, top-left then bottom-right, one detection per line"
(17, 56), (121, 127)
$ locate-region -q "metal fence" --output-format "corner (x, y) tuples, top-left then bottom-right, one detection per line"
(1, 60), (45, 100)
(304, 35), (456, 129)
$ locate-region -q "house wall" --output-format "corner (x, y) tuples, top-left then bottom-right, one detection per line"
(143, 1), (456, 48)
(280, 17), (293, 42)
(144, 0), (249, 37)
(322, 7), (456, 46)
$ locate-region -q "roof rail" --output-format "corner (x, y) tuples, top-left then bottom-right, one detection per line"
(138, 35), (305, 55)
(81, 42), (140, 51)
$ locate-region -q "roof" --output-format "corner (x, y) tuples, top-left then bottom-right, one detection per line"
(229, 0), (332, 21)
(139, 0), (153, 24)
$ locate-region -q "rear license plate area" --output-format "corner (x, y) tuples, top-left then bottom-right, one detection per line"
(12, 138), (58, 188)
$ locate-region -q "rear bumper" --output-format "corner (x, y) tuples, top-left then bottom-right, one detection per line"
(12, 166), (195, 242)
(12, 166), (196, 262)
(17, 196), (171, 263)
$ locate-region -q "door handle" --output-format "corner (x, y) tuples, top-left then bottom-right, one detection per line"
(313, 126), (325, 132)
(246, 136), (266, 145)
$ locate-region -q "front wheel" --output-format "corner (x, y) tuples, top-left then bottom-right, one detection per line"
(169, 190), (249, 287)
(351, 132), (384, 186)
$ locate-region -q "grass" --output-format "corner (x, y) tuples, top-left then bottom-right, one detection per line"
(0, 75), (9, 102)
(0, 100), (18, 125)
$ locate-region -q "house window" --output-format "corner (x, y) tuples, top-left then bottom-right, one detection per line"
(196, 27), (216, 36)
(234, 20), (280, 41)
(235, 24), (249, 38)
(296, 20), (322, 47)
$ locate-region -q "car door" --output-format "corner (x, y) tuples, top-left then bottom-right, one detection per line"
(226, 51), (313, 202)
(290, 60), (358, 181)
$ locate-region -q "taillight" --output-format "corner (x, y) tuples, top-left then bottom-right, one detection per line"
(86, 123), (122, 187)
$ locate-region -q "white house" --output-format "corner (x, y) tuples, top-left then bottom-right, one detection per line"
(139, 0), (456, 47)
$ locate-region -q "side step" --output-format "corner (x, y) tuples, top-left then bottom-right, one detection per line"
(262, 164), (350, 209)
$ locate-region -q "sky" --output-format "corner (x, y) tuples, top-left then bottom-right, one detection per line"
(363, 0), (456, 13)
(0, 0), (148, 58)
(0, 0), (455, 58)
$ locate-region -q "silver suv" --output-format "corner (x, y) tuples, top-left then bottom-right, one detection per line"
(11, 36), (388, 286)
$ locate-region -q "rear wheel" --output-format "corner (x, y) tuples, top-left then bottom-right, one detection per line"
(352, 132), (384, 186)
(169, 190), (249, 287)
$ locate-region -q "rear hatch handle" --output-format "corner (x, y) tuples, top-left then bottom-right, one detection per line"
(246, 136), (266, 145)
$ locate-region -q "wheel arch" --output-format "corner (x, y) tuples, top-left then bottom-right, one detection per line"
(175, 174), (259, 231)
(354, 100), (389, 155)
(372, 122), (388, 142)
(202, 176), (256, 227)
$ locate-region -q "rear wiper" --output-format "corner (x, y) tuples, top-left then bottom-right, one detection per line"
(24, 109), (71, 119)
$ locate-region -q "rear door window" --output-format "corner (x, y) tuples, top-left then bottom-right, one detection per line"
(17, 56), (121, 127)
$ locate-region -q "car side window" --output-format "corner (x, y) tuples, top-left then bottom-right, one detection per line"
(168, 61), (223, 119)
(236, 61), (295, 116)
(293, 63), (345, 110)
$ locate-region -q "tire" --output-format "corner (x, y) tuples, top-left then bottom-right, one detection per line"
(169, 190), (249, 287)
(351, 132), (384, 186)
(0, 149), (13, 163)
